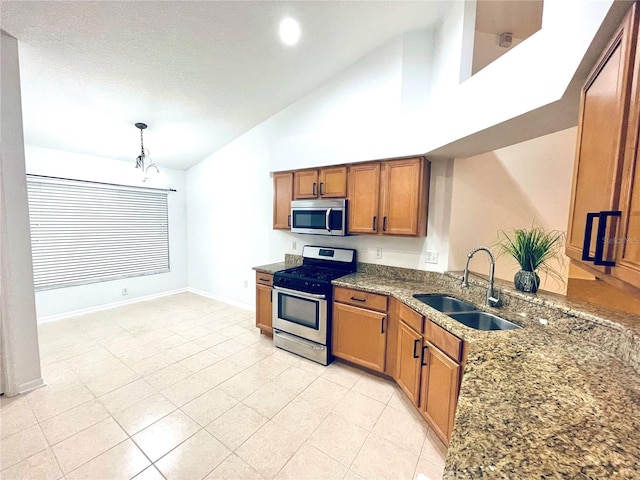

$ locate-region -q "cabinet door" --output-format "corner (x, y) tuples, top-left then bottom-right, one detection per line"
(613, 11), (640, 289)
(380, 158), (429, 236)
(255, 284), (273, 334)
(420, 341), (460, 444)
(294, 170), (319, 199)
(273, 172), (293, 230)
(566, 5), (639, 271)
(332, 302), (386, 373)
(348, 162), (380, 234)
(319, 166), (347, 198)
(396, 321), (423, 406)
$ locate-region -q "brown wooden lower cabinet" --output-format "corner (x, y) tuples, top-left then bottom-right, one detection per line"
(395, 320), (423, 406)
(332, 302), (387, 373)
(255, 272), (273, 335)
(420, 340), (461, 443)
(330, 290), (464, 444)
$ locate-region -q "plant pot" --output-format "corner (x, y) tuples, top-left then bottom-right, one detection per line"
(514, 270), (540, 293)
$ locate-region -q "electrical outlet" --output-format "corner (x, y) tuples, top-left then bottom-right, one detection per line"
(243, 280), (248, 288)
(292, 240), (297, 250)
(121, 288), (128, 296)
(375, 248), (383, 259)
(424, 251), (439, 264)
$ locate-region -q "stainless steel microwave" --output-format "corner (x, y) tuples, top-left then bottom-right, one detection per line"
(290, 199), (347, 236)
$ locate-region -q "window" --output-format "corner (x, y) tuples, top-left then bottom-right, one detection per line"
(26, 175), (170, 290)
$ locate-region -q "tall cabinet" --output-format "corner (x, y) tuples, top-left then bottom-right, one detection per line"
(567, 1), (640, 291)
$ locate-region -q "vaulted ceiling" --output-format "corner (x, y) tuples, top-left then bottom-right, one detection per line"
(1, 1), (452, 169)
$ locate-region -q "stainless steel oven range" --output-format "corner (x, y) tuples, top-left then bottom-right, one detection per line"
(272, 245), (357, 365)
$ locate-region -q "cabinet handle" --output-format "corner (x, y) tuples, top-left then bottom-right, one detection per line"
(312, 183), (317, 196)
(382, 216), (387, 232)
(270, 290), (272, 303)
(413, 338), (420, 359)
(288, 214), (291, 227)
(320, 182), (324, 195)
(581, 212), (599, 262)
(350, 296), (366, 302)
(594, 210), (622, 266)
(381, 317), (386, 334)
(259, 277), (269, 282)
(421, 345), (428, 366)
(582, 211), (622, 266)
(372, 216), (377, 231)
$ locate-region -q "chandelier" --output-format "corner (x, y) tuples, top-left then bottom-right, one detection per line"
(134, 122), (158, 181)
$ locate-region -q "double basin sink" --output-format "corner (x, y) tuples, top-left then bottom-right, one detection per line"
(413, 294), (521, 331)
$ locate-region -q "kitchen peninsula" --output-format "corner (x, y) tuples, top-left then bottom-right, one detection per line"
(254, 259), (640, 479)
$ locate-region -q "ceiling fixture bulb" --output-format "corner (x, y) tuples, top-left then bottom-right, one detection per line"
(134, 122), (159, 182)
(279, 17), (300, 46)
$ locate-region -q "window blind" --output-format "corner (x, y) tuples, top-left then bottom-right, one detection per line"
(26, 175), (170, 290)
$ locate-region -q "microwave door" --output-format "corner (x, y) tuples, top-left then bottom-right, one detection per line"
(292, 208), (329, 234)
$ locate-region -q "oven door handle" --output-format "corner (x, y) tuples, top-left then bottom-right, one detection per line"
(273, 286), (327, 300)
(326, 208), (332, 231)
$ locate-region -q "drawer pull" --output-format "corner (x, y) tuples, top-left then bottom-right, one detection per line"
(350, 296), (366, 302)
(259, 277), (270, 282)
(413, 338), (420, 359)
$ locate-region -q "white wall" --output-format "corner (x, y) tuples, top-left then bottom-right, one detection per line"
(1, 31), (43, 394)
(448, 127), (578, 294)
(25, 146), (188, 320)
(186, 126), (275, 308)
(186, 0), (614, 306)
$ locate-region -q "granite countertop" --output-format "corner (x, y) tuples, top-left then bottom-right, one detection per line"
(332, 272), (640, 479)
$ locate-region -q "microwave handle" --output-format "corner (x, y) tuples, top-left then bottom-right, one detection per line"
(326, 208), (332, 231)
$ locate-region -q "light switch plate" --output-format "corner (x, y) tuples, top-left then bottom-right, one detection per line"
(424, 251), (439, 264)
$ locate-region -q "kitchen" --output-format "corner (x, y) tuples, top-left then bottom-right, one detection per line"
(2, 1), (640, 479)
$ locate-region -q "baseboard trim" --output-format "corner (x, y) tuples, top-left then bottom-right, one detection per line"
(188, 287), (254, 312)
(17, 377), (45, 395)
(37, 288), (190, 324)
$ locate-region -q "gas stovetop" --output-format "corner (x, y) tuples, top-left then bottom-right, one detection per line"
(273, 246), (357, 295)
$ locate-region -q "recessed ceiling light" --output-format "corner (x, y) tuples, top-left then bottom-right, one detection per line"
(279, 17), (300, 46)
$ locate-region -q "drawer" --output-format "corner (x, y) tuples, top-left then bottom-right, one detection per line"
(398, 302), (424, 334)
(334, 286), (388, 312)
(255, 272), (274, 287)
(425, 320), (462, 363)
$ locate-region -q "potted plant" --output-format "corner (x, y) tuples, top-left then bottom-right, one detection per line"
(496, 226), (565, 293)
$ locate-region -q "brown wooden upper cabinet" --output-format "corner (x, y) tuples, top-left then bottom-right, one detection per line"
(273, 172), (293, 230)
(567, 2), (640, 290)
(293, 166), (347, 199)
(348, 157), (430, 236)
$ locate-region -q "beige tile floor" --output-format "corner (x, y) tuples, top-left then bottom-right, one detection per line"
(0, 292), (447, 480)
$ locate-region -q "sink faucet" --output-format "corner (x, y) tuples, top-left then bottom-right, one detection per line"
(461, 246), (502, 308)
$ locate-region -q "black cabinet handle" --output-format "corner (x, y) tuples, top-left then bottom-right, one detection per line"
(413, 338), (420, 359)
(382, 216), (387, 232)
(259, 277), (269, 282)
(421, 345), (428, 366)
(312, 183), (317, 196)
(319, 182), (324, 195)
(381, 317), (386, 334)
(582, 212), (599, 262)
(594, 210), (622, 266)
(270, 290), (272, 303)
(582, 211), (622, 266)
(372, 216), (377, 231)
(288, 214), (291, 227)
(350, 296), (366, 302)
